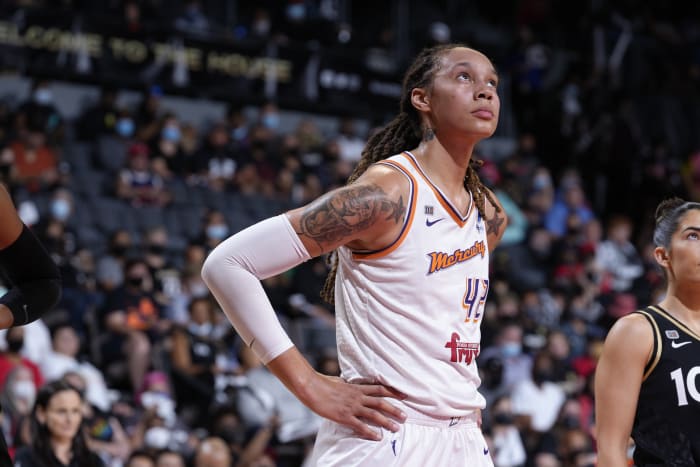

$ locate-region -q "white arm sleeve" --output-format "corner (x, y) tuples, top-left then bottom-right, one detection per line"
(201, 214), (311, 364)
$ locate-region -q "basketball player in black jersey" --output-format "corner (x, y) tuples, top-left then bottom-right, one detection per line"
(0, 183), (62, 466)
(595, 197), (700, 466)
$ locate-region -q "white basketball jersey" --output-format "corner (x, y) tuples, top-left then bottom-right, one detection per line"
(334, 151), (490, 418)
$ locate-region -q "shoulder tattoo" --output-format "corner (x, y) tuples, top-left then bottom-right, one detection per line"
(298, 184), (406, 248)
(485, 212), (505, 236)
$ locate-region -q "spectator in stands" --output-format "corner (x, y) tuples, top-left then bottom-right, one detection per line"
(193, 436), (231, 467)
(334, 117), (365, 163)
(544, 175), (595, 238)
(480, 322), (533, 392)
(76, 85), (120, 141)
(0, 327), (43, 390)
(511, 350), (566, 436)
(154, 449), (186, 467)
(169, 296), (218, 427)
(151, 113), (187, 180)
(98, 258), (163, 392)
(198, 210), (230, 253)
(595, 214), (644, 294)
(135, 86), (164, 143)
(125, 449), (155, 467)
(487, 395), (527, 467)
(14, 380), (105, 466)
(63, 370), (132, 466)
(195, 122), (237, 192)
(116, 142), (171, 207)
(2, 113), (60, 193)
(40, 322), (111, 412)
(174, 0), (213, 36)
(96, 229), (132, 293)
(0, 365), (37, 456)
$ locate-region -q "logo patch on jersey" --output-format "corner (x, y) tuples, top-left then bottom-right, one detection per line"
(426, 217), (444, 227)
(427, 241), (486, 274)
(445, 332), (479, 364)
(424, 205), (434, 215)
(666, 330), (680, 339)
(671, 340), (692, 349)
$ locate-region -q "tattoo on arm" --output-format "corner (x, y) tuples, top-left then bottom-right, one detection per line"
(485, 213), (504, 236)
(298, 184), (406, 249)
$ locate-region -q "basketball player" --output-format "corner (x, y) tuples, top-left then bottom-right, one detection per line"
(202, 43), (507, 466)
(0, 183), (62, 465)
(595, 197), (700, 465)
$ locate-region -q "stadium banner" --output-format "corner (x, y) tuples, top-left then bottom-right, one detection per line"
(0, 14), (401, 117)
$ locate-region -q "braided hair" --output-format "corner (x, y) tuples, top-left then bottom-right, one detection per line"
(320, 43), (501, 303)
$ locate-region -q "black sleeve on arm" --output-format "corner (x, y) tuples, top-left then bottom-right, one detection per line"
(0, 224), (62, 326)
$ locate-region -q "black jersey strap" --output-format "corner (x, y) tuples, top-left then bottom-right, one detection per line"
(633, 308), (661, 380)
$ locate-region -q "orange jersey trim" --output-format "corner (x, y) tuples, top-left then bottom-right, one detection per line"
(402, 151), (472, 228)
(352, 160), (417, 260)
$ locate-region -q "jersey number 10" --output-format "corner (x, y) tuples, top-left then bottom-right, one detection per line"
(670, 367), (700, 406)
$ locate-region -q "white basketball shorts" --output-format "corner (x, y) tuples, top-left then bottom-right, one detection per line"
(306, 408), (494, 467)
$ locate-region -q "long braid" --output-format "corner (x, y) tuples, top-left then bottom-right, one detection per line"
(465, 158), (501, 221)
(321, 43), (487, 304)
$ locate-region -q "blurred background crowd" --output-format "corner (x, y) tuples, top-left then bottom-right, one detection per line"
(0, 0), (700, 466)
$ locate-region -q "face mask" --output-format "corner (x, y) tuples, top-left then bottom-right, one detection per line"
(232, 126), (248, 141)
(148, 245), (166, 255)
(127, 276), (144, 288)
(533, 369), (553, 384)
(261, 113), (280, 130)
(286, 4), (305, 20)
(34, 88), (53, 105)
(162, 125), (181, 142)
(188, 322), (213, 337)
(206, 224), (229, 240)
(501, 342), (521, 358)
(144, 426), (171, 449)
(7, 338), (24, 353)
(116, 118), (135, 138)
(11, 380), (36, 406)
(493, 413), (514, 425)
(50, 199), (71, 221)
(111, 244), (129, 257)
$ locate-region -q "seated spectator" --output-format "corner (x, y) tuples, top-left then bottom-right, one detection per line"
(511, 350), (566, 435)
(75, 85), (120, 141)
(98, 259), (164, 392)
(480, 322), (532, 392)
(40, 322), (111, 412)
(96, 229), (133, 293)
(125, 449), (156, 467)
(543, 178), (594, 238)
(169, 297), (218, 427)
(62, 370), (131, 466)
(116, 143), (170, 207)
(14, 380), (105, 466)
(334, 117), (365, 163)
(0, 327), (43, 390)
(197, 210), (230, 253)
(155, 449), (186, 467)
(488, 395), (527, 467)
(595, 214), (643, 294)
(0, 365), (37, 456)
(234, 345), (321, 443)
(193, 436), (231, 467)
(151, 113), (188, 181)
(2, 115), (60, 193)
(194, 122), (237, 192)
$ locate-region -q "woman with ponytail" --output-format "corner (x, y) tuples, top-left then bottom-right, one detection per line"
(202, 43), (507, 466)
(595, 197), (700, 466)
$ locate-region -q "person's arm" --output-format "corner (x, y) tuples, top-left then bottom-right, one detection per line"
(202, 164), (409, 441)
(482, 186), (508, 252)
(594, 313), (652, 467)
(0, 184), (61, 328)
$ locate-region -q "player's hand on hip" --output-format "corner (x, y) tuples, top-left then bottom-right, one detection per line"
(308, 374), (408, 441)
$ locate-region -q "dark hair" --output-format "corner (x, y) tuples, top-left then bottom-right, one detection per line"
(320, 43), (501, 303)
(653, 197), (700, 248)
(30, 380), (98, 467)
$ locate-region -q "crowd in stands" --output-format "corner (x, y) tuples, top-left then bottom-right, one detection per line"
(0, 0), (699, 466)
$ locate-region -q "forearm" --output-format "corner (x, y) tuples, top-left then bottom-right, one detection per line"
(201, 214), (311, 364)
(0, 225), (61, 326)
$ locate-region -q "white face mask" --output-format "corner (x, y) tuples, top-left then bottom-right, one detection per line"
(11, 380), (37, 406)
(188, 322), (213, 337)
